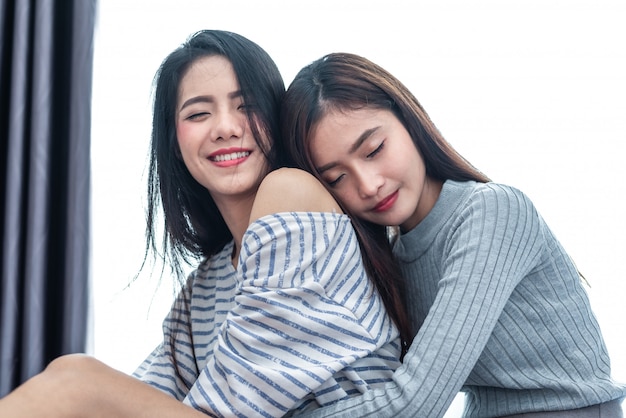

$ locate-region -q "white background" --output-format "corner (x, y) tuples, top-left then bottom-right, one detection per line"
(90, 1), (626, 416)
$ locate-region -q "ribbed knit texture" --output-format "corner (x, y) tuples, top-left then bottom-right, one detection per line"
(134, 212), (401, 417)
(301, 180), (626, 418)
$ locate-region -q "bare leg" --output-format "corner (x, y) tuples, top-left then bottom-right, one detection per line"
(0, 170), (342, 418)
(0, 354), (207, 418)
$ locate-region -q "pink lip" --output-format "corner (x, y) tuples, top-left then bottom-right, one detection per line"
(208, 147), (252, 168)
(373, 191), (398, 213)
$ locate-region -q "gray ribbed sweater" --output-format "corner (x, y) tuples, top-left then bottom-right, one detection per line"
(301, 180), (626, 418)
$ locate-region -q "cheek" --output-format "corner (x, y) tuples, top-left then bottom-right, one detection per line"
(331, 188), (360, 212)
(176, 122), (194, 145)
(390, 146), (420, 176)
(175, 123), (199, 157)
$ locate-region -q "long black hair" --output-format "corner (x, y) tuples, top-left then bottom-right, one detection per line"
(145, 30), (285, 280)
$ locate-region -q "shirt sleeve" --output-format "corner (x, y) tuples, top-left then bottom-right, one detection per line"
(298, 185), (545, 418)
(182, 212), (394, 417)
(133, 274), (198, 401)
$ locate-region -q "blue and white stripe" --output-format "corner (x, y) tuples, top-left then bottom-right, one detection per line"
(134, 212), (401, 416)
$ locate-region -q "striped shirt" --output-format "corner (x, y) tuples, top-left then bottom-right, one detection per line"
(301, 180), (626, 418)
(134, 211), (401, 417)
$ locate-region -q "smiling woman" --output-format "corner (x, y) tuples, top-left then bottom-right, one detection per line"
(0, 29), (409, 417)
(90, 1), (626, 417)
(173, 54), (272, 239)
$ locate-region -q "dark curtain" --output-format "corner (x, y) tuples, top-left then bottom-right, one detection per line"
(0, 0), (97, 396)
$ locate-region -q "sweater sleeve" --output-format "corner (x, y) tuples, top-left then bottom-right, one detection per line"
(182, 212), (398, 417)
(300, 184), (545, 418)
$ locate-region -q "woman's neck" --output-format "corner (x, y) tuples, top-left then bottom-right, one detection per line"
(400, 178), (443, 233)
(214, 193), (257, 268)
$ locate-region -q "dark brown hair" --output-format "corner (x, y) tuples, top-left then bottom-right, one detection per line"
(281, 52), (489, 185)
(280, 53), (491, 357)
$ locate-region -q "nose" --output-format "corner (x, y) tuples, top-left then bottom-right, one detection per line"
(213, 109), (245, 141)
(354, 167), (383, 199)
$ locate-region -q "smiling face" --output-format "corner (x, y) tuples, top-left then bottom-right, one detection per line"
(309, 107), (441, 232)
(176, 54), (271, 208)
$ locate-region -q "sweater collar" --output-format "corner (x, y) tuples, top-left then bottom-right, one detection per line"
(394, 180), (475, 261)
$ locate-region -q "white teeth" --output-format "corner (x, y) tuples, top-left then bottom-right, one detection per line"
(212, 151), (250, 162)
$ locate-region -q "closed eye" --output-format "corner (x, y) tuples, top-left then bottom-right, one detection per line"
(327, 174), (345, 187)
(187, 112), (210, 121)
(367, 141), (384, 158)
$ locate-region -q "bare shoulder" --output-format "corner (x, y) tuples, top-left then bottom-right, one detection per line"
(260, 167), (323, 191)
(249, 168), (343, 224)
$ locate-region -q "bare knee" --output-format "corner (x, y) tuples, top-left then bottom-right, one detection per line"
(0, 354), (100, 416)
(250, 168), (343, 223)
(41, 354), (107, 403)
(45, 353), (104, 378)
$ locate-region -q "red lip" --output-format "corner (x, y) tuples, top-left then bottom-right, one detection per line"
(208, 147), (252, 168)
(208, 147), (250, 158)
(373, 191), (398, 212)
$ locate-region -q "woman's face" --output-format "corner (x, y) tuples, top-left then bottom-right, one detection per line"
(309, 107), (440, 232)
(176, 55), (271, 207)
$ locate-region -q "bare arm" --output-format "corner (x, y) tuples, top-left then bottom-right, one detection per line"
(0, 354), (208, 418)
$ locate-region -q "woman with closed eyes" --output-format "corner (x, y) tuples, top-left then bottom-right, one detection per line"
(281, 52), (626, 418)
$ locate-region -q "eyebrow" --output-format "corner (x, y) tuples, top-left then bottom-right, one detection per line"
(179, 90), (243, 112)
(316, 126), (381, 173)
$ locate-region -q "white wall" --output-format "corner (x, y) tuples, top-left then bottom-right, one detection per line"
(90, 1), (626, 416)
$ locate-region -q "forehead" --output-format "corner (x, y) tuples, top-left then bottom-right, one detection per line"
(178, 55), (238, 99)
(308, 108), (389, 161)
(313, 107), (362, 132)
(311, 108), (388, 142)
